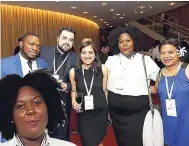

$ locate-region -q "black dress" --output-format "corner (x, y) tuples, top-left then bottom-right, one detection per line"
(75, 67), (108, 146)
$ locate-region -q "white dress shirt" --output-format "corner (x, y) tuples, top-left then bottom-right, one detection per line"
(19, 53), (38, 76)
(105, 53), (160, 96)
(0, 134), (76, 146)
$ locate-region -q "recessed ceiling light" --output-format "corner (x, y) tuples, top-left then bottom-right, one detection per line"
(110, 9), (115, 12)
(100, 19), (103, 21)
(70, 6), (77, 9)
(110, 26), (113, 27)
(140, 11), (144, 14)
(106, 24), (109, 26)
(113, 17), (116, 19)
(116, 13), (120, 16)
(169, 2), (175, 6)
(139, 6), (144, 9)
(83, 12), (88, 14)
(134, 10), (138, 13)
(120, 17), (124, 19)
(123, 14), (126, 17)
(93, 16), (98, 18)
(101, 2), (108, 6)
(103, 22), (107, 24)
(149, 5), (152, 9)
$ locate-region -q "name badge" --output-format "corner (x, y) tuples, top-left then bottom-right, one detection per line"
(166, 99), (177, 117)
(84, 95), (94, 110)
(53, 74), (59, 80)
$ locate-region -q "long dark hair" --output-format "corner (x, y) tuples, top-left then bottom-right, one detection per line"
(75, 41), (102, 75)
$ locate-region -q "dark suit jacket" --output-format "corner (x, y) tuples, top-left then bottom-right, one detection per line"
(39, 46), (77, 92)
(0, 53), (47, 78)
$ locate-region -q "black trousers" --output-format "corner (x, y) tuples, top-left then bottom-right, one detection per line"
(48, 92), (72, 141)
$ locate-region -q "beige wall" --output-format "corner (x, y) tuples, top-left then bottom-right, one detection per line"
(1, 4), (100, 58)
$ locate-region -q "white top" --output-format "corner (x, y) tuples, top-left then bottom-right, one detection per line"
(0, 134), (77, 146)
(105, 53), (160, 96)
(152, 46), (160, 60)
(19, 53), (38, 76)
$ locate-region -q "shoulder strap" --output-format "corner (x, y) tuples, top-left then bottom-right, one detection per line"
(181, 62), (188, 69)
(158, 69), (163, 81)
(142, 55), (154, 115)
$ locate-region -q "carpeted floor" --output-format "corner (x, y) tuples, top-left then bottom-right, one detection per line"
(70, 125), (117, 146)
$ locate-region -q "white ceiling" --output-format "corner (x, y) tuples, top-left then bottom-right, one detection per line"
(2, 1), (187, 28)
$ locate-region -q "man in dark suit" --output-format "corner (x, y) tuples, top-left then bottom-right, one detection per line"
(1, 33), (47, 78)
(40, 27), (77, 141)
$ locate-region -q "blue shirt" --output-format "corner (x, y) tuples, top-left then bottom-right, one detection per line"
(158, 67), (189, 146)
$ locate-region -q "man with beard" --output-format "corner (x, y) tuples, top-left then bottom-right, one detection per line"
(39, 27), (77, 141)
(1, 33), (47, 78)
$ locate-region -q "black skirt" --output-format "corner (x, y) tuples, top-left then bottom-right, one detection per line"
(108, 91), (149, 146)
(77, 106), (108, 146)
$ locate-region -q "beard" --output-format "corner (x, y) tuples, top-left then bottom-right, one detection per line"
(58, 43), (71, 53)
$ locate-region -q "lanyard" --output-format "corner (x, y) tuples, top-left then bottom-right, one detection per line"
(53, 52), (68, 75)
(165, 62), (181, 99)
(82, 68), (94, 96)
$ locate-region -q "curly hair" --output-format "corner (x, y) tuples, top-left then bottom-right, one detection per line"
(108, 26), (143, 54)
(0, 69), (66, 139)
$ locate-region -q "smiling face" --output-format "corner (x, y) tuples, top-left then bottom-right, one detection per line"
(80, 45), (95, 65)
(20, 35), (40, 60)
(13, 86), (48, 139)
(57, 30), (75, 53)
(160, 44), (180, 67)
(118, 33), (134, 56)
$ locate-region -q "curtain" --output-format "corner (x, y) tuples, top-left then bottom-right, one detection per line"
(1, 4), (100, 58)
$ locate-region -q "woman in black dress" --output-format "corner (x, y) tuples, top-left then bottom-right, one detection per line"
(69, 41), (108, 146)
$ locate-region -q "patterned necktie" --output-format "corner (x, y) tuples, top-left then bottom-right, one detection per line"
(27, 60), (33, 71)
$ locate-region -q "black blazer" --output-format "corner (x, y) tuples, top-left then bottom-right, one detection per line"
(39, 46), (77, 92)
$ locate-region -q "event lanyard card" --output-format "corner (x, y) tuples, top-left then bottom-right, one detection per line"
(84, 95), (94, 110)
(166, 99), (177, 117)
(53, 74), (59, 80)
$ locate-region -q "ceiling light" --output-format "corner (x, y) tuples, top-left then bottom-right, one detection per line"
(123, 14), (126, 17)
(140, 11), (144, 14)
(148, 5), (152, 9)
(100, 19), (103, 21)
(93, 16), (97, 18)
(70, 6), (77, 9)
(113, 17), (116, 19)
(120, 17), (124, 19)
(116, 13), (120, 16)
(139, 6), (144, 9)
(101, 2), (108, 6)
(103, 22), (107, 24)
(110, 26), (113, 27)
(169, 2), (175, 6)
(110, 9), (115, 12)
(134, 10), (138, 13)
(106, 24), (109, 26)
(83, 12), (88, 14)
(56, 0), (58, 2)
